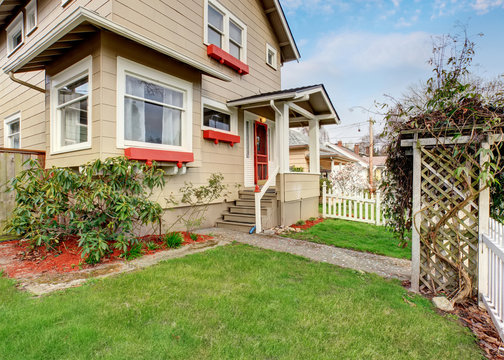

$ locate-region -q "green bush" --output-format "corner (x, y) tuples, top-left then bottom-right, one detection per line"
(164, 232), (183, 248)
(122, 243), (143, 261)
(308, 217), (317, 221)
(7, 156), (165, 263)
(296, 220), (306, 225)
(145, 241), (160, 251)
(189, 233), (199, 242)
(290, 165), (304, 172)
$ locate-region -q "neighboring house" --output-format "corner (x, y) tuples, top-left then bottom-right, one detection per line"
(0, 0), (339, 232)
(289, 129), (355, 176)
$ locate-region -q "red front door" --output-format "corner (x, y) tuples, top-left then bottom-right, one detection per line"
(254, 121), (268, 185)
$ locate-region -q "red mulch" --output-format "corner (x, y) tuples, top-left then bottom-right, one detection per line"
(400, 281), (504, 359)
(290, 218), (324, 230)
(0, 232), (213, 279)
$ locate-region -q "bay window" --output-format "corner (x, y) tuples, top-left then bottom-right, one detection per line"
(117, 57), (193, 152)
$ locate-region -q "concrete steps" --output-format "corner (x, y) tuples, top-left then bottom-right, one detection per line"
(216, 187), (278, 232)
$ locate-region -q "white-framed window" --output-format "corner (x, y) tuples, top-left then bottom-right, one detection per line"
(266, 43), (278, 70)
(4, 112), (21, 149)
(6, 13), (24, 55)
(50, 56), (92, 154)
(116, 57), (193, 152)
(25, 0), (37, 35)
(204, 0), (247, 62)
(201, 97), (237, 134)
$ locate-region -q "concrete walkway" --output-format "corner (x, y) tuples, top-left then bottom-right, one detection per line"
(196, 227), (411, 281)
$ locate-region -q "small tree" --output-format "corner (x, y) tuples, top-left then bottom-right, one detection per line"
(330, 163), (368, 194)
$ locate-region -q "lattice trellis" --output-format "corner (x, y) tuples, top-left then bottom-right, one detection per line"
(418, 145), (479, 294)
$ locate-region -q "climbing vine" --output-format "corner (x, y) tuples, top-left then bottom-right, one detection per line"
(380, 32), (504, 302)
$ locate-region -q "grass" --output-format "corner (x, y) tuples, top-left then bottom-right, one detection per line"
(284, 218), (411, 259)
(0, 244), (479, 359)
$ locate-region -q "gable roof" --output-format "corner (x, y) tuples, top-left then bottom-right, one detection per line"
(289, 129), (357, 162)
(260, 0), (300, 62)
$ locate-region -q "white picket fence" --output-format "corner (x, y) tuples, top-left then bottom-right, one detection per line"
(321, 183), (383, 225)
(480, 218), (504, 341)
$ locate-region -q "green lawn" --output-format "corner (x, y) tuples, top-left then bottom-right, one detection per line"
(287, 218), (411, 259)
(0, 244), (479, 359)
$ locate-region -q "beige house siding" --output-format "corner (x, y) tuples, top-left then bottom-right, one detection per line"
(289, 147), (308, 172)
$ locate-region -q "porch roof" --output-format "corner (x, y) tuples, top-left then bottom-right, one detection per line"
(2, 7), (232, 82)
(227, 84), (340, 127)
(0, 0), (25, 30)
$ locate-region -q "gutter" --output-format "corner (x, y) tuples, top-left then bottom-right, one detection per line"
(9, 72), (46, 93)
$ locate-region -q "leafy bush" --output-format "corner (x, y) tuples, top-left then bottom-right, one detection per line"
(164, 232), (183, 248)
(145, 241), (160, 251)
(296, 220), (306, 225)
(308, 217), (317, 221)
(189, 233), (199, 242)
(290, 165), (304, 172)
(7, 156), (165, 263)
(122, 243), (143, 261)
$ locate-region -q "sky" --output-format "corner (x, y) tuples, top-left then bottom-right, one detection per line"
(280, 0), (504, 145)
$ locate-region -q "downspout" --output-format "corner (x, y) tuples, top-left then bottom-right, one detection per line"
(9, 71), (46, 93)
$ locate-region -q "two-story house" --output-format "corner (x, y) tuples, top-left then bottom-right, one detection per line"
(0, 0), (339, 233)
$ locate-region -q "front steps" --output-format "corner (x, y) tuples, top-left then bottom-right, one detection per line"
(216, 188), (277, 232)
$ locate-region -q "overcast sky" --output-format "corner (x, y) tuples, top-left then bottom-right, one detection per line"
(280, 0), (504, 144)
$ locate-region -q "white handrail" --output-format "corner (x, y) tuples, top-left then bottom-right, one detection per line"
(255, 165), (279, 233)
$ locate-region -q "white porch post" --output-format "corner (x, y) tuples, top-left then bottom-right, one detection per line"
(309, 118), (320, 174)
(331, 159), (335, 173)
(276, 102), (290, 174)
(411, 140), (421, 293)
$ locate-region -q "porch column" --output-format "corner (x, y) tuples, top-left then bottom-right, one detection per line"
(308, 118), (320, 173)
(276, 102), (290, 174)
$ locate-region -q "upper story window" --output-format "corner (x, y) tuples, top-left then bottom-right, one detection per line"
(6, 13), (24, 55)
(266, 43), (278, 70)
(4, 113), (21, 149)
(117, 57), (193, 152)
(204, 0), (247, 62)
(50, 56), (92, 154)
(25, 0), (37, 35)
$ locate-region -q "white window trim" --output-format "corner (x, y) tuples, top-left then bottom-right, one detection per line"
(116, 57), (193, 153)
(6, 13), (24, 56)
(25, 0), (37, 36)
(203, 0), (247, 63)
(50, 56), (92, 154)
(201, 97), (237, 135)
(4, 112), (21, 149)
(265, 43), (278, 70)
(61, 0), (71, 6)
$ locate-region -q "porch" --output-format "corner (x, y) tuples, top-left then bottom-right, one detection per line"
(218, 85), (340, 232)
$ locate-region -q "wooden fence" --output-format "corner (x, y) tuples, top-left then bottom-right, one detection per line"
(321, 183), (382, 225)
(480, 218), (504, 341)
(0, 148), (45, 238)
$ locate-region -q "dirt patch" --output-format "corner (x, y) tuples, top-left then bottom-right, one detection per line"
(0, 233), (226, 295)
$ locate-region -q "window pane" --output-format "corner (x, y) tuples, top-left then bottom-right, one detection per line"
(208, 5), (223, 31)
(268, 50), (275, 65)
(124, 97), (181, 146)
(58, 77), (88, 105)
(208, 27), (222, 48)
(60, 98), (88, 146)
(204, 108), (230, 131)
(13, 30), (22, 48)
(12, 134), (20, 149)
(28, 12), (36, 30)
(229, 42), (240, 59)
(229, 21), (242, 45)
(126, 75), (183, 107)
(9, 120), (19, 135)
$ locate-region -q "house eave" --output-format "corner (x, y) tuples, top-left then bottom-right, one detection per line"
(2, 7), (233, 82)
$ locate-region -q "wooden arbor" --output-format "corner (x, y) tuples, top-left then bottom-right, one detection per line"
(401, 135), (490, 294)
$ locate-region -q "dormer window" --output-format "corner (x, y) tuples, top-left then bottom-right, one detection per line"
(204, 0), (247, 62)
(6, 13), (24, 55)
(25, 0), (37, 35)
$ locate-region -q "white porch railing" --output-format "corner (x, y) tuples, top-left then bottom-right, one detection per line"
(255, 165), (279, 233)
(480, 218), (504, 341)
(322, 183), (382, 225)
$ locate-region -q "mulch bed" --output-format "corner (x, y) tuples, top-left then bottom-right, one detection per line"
(401, 280), (504, 359)
(290, 218), (324, 230)
(0, 232), (213, 279)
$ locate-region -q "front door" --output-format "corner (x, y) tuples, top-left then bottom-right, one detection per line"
(254, 121), (268, 185)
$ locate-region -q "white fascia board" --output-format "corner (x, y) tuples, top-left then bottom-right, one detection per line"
(272, 0), (300, 60)
(3, 7), (232, 82)
(227, 92), (297, 106)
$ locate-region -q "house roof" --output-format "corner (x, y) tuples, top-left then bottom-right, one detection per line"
(260, 0), (300, 62)
(289, 129), (357, 162)
(228, 84), (340, 126)
(2, 7), (232, 82)
(0, 0), (25, 30)
(372, 156), (387, 167)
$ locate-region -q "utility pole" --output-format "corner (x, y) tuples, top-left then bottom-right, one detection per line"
(369, 118), (374, 192)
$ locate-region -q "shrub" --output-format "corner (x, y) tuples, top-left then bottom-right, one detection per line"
(164, 232), (183, 248)
(7, 156), (165, 263)
(296, 220), (306, 225)
(290, 165), (304, 172)
(145, 241), (160, 251)
(189, 233), (199, 242)
(122, 243), (143, 261)
(308, 217), (317, 221)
